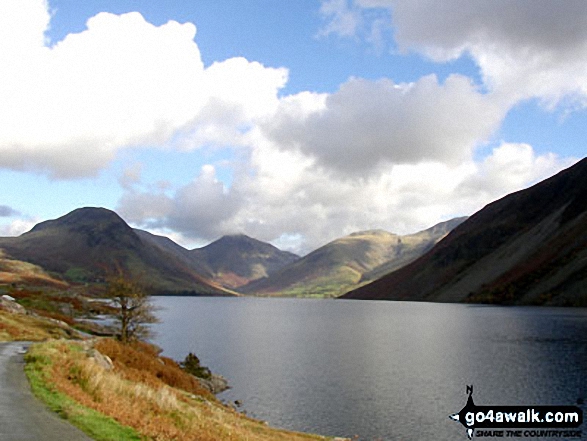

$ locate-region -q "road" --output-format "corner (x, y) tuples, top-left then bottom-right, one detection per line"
(0, 341), (93, 440)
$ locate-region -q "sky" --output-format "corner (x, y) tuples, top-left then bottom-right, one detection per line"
(0, 0), (586, 255)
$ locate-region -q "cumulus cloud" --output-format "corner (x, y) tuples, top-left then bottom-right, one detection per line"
(262, 74), (505, 175)
(118, 164), (242, 241)
(0, 1), (287, 178)
(119, 131), (570, 255)
(3, 0), (580, 255)
(321, 0), (587, 107)
(455, 143), (576, 201)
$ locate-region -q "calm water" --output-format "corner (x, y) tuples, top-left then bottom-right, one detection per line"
(151, 297), (587, 440)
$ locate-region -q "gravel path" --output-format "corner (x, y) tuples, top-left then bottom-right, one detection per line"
(0, 341), (93, 440)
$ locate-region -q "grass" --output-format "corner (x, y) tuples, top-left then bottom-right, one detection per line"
(0, 309), (72, 341)
(24, 343), (142, 441)
(24, 338), (335, 441)
(1, 285), (337, 440)
(0, 251), (68, 288)
(270, 267), (362, 298)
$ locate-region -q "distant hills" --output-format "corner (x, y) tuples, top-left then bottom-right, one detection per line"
(0, 206), (465, 298)
(240, 218), (465, 297)
(138, 231), (299, 289)
(190, 234), (299, 289)
(0, 208), (299, 295)
(3, 157), (585, 306)
(0, 208), (230, 296)
(343, 158), (587, 306)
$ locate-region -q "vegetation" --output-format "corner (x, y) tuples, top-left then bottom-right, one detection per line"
(106, 273), (158, 343)
(180, 352), (212, 380)
(0, 309), (72, 341)
(0, 270), (334, 440)
(25, 343), (141, 440)
(24, 339), (333, 441)
(0, 207), (232, 296)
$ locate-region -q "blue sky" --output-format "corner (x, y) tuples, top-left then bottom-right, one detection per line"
(0, 0), (585, 254)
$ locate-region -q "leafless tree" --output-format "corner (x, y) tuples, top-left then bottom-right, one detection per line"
(107, 273), (159, 343)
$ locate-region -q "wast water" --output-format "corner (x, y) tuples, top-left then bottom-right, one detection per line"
(151, 297), (587, 440)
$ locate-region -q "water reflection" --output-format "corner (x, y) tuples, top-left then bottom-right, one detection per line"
(152, 298), (587, 440)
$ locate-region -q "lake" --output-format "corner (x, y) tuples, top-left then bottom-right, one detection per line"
(151, 297), (587, 440)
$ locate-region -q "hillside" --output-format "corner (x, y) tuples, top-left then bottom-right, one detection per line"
(241, 218), (465, 297)
(190, 234), (300, 289)
(0, 208), (230, 296)
(0, 250), (68, 289)
(343, 158), (587, 306)
(134, 229), (214, 278)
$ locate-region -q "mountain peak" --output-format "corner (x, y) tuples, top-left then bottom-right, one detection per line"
(30, 207), (128, 233)
(190, 234), (299, 289)
(0, 207), (230, 295)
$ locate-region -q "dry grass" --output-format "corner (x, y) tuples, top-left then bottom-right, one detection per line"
(95, 339), (214, 400)
(0, 309), (71, 341)
(0, 250), (68, 288)
(33, 339), (332, 441)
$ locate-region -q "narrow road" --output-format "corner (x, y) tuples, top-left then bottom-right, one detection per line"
(0, 341), (93, 440)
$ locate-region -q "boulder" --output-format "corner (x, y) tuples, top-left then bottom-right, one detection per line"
(0, 296), (26, 314)
(88, 348), (114, 371)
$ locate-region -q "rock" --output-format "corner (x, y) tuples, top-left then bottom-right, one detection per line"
(198, 373), (230, 394)
(0, 297), (26, 314)
(88, 348), (114, 370)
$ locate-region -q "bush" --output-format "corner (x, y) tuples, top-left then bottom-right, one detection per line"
(180, 352), (212, 380)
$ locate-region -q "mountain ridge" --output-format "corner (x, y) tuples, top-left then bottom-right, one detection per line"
(342, 158), (587, 306)
(241, 217), (466, 297)
(0, 207), (231, 296)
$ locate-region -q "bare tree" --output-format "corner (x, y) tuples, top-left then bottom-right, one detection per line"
(107, 273), (159, 343)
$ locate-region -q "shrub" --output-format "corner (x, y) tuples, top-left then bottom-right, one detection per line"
(180, 352), (212, 380)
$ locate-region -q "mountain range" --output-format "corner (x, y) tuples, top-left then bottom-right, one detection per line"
(343, 157), (587, 306)
(1, 157), (584, 304)
(240, 218), (465, 297)
(0, 208), (462, 297)
(137, 231), (299, 289)
(0, 208), (230, 296)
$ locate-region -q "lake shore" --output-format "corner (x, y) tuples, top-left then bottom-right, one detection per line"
(0, 299), (342, 441)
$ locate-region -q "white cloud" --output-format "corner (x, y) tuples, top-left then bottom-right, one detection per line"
(456, 143), (576, 202)
(0, 218), (38, 237)
(118, 164), (242, 241)
(118, 130), (571, 255)
(262, 74), (505, 175)
(3, 0), (580, 256)
(321, 0), (587, 107)
(0, 1), (287, 178)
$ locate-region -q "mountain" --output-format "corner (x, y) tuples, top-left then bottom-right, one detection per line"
(0, 208), (231, 296)
(343, 158), (587, 306)
(361, 217), (467, 282)
(133, 229), (214, 278)
(190, 234), (300, 289)
(241, 218), (465, 297)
